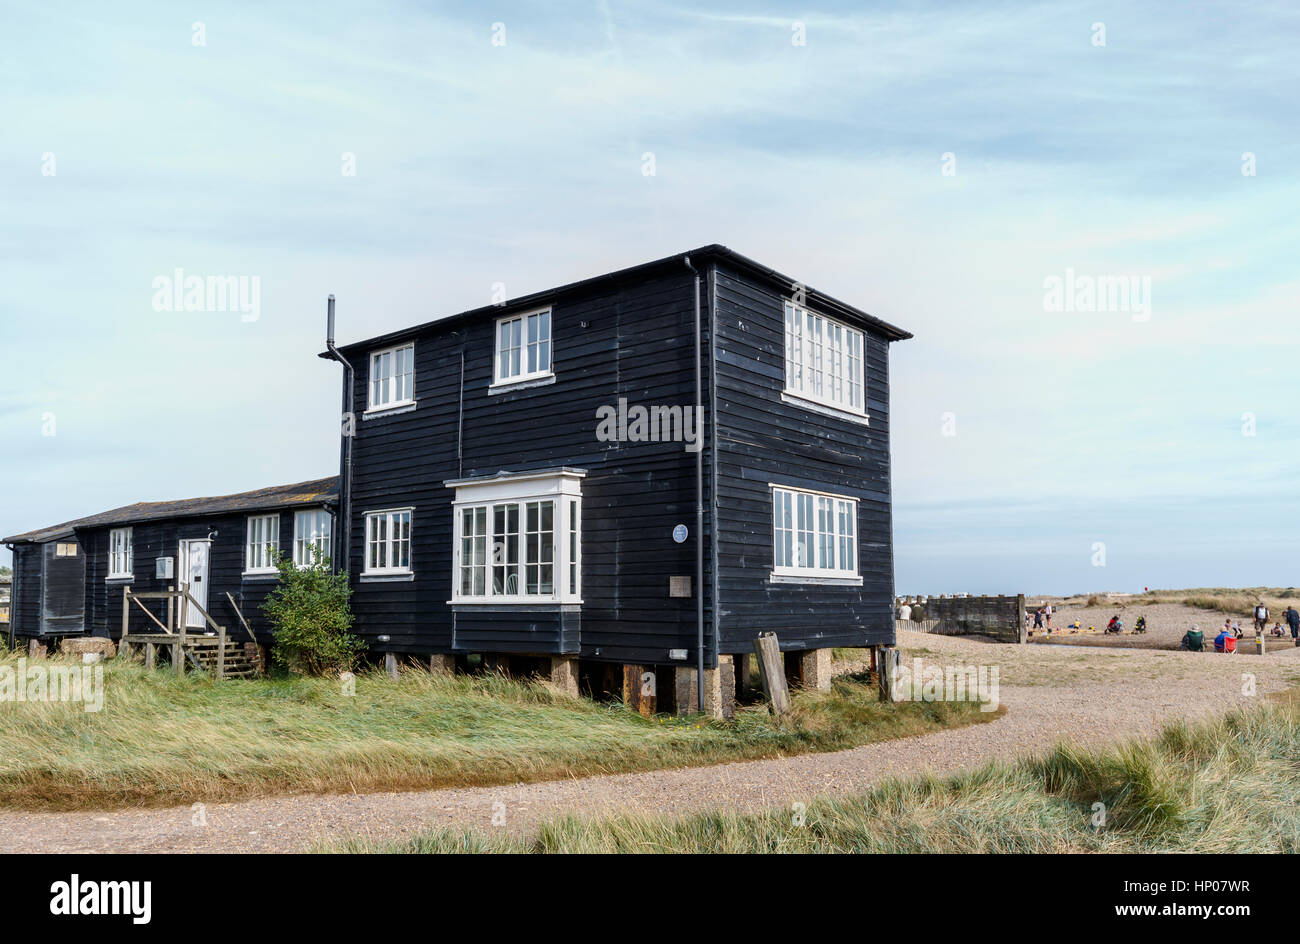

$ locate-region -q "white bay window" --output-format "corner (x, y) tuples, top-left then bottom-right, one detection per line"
(447, 469), (582, 603)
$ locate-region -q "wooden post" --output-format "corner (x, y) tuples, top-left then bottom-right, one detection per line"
(176, 583), (188, 676)
(1256, 630), (1266, 656)
(385, 652), (398, 679)
(622, 664), (655, 717)
(217, 627), (226, 680)
(167, 585), (175, 633)
(145, 642), (156, 670)
(752, 633), (791, 716)
(877, 645), (899, 702)
(735, 652), (751, 700)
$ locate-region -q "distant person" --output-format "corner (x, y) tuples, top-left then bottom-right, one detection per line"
(1271, 622), (1285, 637)
(1214, 627), (1231, 653)
(1134, 615), (1147, 634)
(1181, 625), (1204, 651)
(898, 602), (912, 622)
(1106, 615), (1122, 634)
(1284, 605), (1299, 643)
(1254, 602), (1269, 633)
(1033, 609), (1044, 631)
(1044, 603), (1053, 629)
(1232, 621), (1243, 640)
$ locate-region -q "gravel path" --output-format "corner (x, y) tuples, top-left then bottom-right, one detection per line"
(2, 631), (1296, 853)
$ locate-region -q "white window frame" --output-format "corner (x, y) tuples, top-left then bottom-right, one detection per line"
(770, 484), (860, 582)
(293, 509), (332, 568)
(245, 514), (281, 575)
(364, 508), (413, 575)
(783, 301), (866, 418)
(492, 308), (553, 387)
(108, 527), (133, 579)
(446, 470), (582, 604)
(367, 342), (416, 413)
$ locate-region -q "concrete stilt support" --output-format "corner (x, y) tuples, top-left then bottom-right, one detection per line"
(674, 662), (731, 719)
(384, 652), (399, 679)
(798, 649), (833, 692)
(27, 638), (44, 659)
(429, 654), (455, 677)
(717, 655), (735, 719)
(549, 656), (579, 697)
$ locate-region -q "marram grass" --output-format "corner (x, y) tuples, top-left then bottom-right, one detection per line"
(0, 652), (995, 811)
(322, 693), (1300, 854)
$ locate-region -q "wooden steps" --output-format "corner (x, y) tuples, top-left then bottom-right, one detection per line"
(185, 636), (262, 678)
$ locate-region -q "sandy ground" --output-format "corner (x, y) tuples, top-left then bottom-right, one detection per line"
(1, 629), (1297, 853)
(1025, 600), (1300, 651)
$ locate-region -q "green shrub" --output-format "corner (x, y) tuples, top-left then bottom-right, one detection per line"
(262, 550), (363, 676)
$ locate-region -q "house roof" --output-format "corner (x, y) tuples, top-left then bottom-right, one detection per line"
(321, 244), (913, 358)
(2, 477), (339, 545)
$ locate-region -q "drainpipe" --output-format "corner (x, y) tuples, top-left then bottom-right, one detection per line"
(324, 295), (354, 575)
(685, 256), (704, 712)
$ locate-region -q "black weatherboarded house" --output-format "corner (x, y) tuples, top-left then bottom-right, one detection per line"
(323, 245), (911, 713)
(3, 477), (338, 648)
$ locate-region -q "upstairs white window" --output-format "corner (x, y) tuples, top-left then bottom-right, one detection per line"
(447, 469), (582, 603)
(365, 509), (412, 574)
(369, 342), (415, 411)
(108, 528), (133, 578)
(293, 509), (332, 568)
(494, 308), (552, 385)
(245, 514), (280, 574)
(783, 302), (865, 416)
(771, 485), (858, 580)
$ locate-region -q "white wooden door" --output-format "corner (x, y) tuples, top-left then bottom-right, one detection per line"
(180, 540), (211, 629)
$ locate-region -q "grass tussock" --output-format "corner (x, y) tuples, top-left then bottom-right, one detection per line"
(0, 653), (994, 812)
(323, 695), (1300, 854)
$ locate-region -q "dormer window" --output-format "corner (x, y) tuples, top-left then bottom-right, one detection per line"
(493, 308), (552, 386)
(368, 342), (415, 412)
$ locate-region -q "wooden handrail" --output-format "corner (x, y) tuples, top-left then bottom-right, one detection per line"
(224, 592), (258, 645)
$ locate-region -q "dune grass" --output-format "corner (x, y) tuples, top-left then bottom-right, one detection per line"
(324, 692), (1300, 853)
(0, 652), (997, 811)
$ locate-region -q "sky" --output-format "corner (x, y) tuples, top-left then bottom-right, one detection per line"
(1, 0), (1297, 594)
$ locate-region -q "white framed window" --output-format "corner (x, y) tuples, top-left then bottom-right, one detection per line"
(783, 302), (865, 417)
(365, 509), (412, 574)
(108, 528), (133, 578)
(493, 308), (552, 385)
(293, 509), (332, 568)
(245, 514), (280, 574)
(771, 485), (858, 581)
(368, 342), (415, 411)
(55, 542), (78, 557)
(447, 469), (582, 603)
